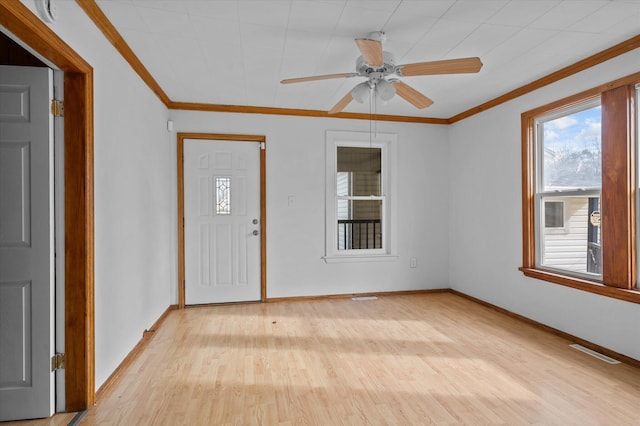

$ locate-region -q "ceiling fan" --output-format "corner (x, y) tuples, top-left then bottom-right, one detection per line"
(280, 31), (483, 114)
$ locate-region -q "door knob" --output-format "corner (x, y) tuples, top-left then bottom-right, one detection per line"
(252, 230), (259, 236)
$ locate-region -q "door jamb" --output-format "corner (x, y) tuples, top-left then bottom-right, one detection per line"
(53, 68), (66, 412)
(0, 1), (95, 411)
(177, 132), (267, 308)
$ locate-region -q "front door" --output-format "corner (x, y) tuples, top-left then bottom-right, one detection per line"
(184, 139), (261, 304)
(0, 66), (54, 421)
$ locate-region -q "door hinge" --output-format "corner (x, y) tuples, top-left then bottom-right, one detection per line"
(51, 353), (65, 371)
(260, 142), (265, 150)
(51, 99), (64, 117)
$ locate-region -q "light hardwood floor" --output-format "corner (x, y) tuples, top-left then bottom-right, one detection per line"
(3, 412), (77, 426)
(11, 293), (640, 425)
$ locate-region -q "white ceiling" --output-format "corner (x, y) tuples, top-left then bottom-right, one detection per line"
(95, 0), (640, 119)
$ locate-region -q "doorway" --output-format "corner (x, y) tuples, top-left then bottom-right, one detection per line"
(0, 1), (95, 413)
(177, 133), (266, 307)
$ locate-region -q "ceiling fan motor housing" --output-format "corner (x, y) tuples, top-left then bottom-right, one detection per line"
(356, 51), (396, 79)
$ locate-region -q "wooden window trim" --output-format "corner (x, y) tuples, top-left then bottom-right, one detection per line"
(521, 75), (639, 304)
(601, 85), (636, 288)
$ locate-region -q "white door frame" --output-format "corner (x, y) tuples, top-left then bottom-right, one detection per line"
(177, 133), (266, 308)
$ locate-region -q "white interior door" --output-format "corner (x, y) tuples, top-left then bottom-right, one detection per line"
(184, 139), (261, 304)
(0, 66), (54, 421)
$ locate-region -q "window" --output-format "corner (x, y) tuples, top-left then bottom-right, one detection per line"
(325, 131), (397, 262)
(544, 201), (564, 229)
(536, 101), (601, 278)
(336, 147), (382, 250)
(521, 81), (638, 298)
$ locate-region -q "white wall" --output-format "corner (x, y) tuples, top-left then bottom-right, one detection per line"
(449, 48), (640, 361)
(171, 111), (450, 298)
(19, 0), (640, 396)
(18, 1), (175, 388)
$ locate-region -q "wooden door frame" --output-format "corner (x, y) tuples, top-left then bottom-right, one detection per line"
(177, 133), (267, 308)
(0, 1), (95, 411)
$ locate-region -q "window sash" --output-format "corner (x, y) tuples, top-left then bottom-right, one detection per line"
(336, 197), (385, 252)
(535, 192), (602, 280)
(335, 192), (386, 254)
(534, 99), (601, 194)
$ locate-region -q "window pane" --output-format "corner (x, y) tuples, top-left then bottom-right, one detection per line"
(337, 199), (382, 250)
(337, 147), (381, 196)
(215, 177), (231, 215)
(542, 105), (601, 191)
(540, 196), (601, 275)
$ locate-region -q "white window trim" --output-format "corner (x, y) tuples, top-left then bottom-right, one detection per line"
(324, 130), (398, 263)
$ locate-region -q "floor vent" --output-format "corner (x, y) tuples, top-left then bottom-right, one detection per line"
(352, 296), (378, 301)
(570, 344), (620, 364)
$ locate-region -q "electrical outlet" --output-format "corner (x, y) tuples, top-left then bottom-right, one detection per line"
(410, 257), (417, 268)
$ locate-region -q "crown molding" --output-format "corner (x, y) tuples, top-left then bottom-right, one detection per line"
(448, 33), (640, 124)
(76, 0), (171, 106)
(167, 101), (448, 124)
(78, 0), (640, 126)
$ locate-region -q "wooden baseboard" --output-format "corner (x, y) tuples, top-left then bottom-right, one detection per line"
(144, 304), (178, 335)
(449, 289), (640, 367)
(183, 300), (262, 309)
(95, 304), (178, 402)
(265, 288), (449, 303)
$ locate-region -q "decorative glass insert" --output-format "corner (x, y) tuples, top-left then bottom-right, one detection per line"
(215, 177), (231, 215)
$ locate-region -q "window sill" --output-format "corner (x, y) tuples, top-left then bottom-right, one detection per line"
(519, 267), (640, 304)
(323, 255), (399, 264)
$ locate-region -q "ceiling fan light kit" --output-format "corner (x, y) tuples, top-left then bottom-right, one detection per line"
(376, 79), (396, 102)
(351, 81), (371, 103)
(280, 31), (483, 114)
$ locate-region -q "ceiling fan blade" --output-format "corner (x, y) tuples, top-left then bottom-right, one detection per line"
(398, 57), (483, 76)
(328, 92), (354, 114)
(281, 73), (357, 84)
(355, 38), (384, 67)
(392, 81), (434, 109)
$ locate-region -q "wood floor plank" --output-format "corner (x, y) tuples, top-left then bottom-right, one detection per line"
(78, 293), (640, 425)
(3, 412), (78, 426)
